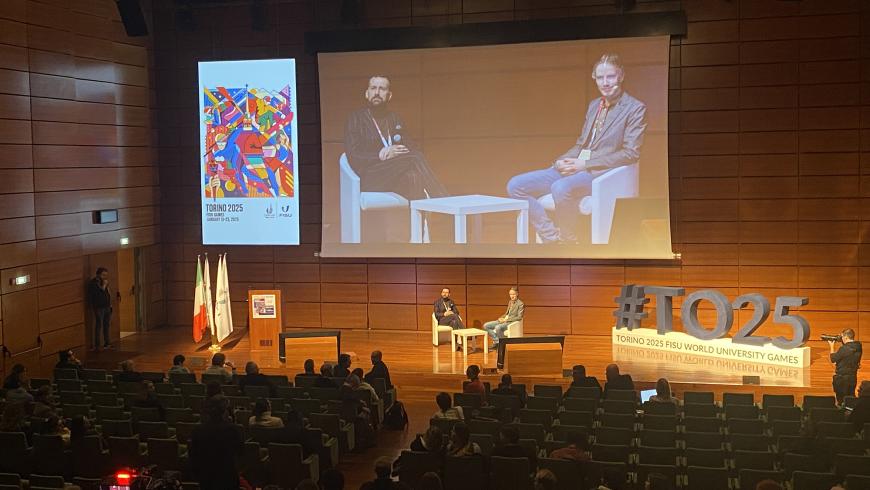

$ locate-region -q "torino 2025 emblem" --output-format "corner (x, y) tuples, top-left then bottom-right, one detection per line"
(613, 285), (810, 349)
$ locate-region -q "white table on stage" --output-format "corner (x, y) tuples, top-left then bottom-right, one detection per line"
(410, 194), (529, 244)
(451, 328), (489, 360)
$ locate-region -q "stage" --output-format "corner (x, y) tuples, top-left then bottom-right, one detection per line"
(91, 326), (859, 397)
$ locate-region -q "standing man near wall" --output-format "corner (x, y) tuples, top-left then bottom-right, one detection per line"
(88, 267), (113, 351)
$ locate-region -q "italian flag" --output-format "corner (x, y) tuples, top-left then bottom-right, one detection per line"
(193, 257), (207, 342)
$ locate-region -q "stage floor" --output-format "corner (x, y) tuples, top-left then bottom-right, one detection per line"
(95, 327), (860, 394)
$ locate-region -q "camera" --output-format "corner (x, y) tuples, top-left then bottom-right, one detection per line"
(820, 334), (843, 342)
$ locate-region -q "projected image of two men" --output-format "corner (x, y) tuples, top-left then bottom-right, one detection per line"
(320, 37), (671, 259)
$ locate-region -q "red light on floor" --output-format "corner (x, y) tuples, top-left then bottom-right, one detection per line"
(116, 471), (132, 485)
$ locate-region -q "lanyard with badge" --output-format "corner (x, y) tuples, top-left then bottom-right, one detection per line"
(368, 109), (391, 149)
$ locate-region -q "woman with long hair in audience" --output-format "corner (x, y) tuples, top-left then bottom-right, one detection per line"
(446, 421), (480, 456)
(649, 378), (679, 405)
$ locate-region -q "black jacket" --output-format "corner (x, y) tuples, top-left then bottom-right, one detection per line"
(831, 341), (863, 376)
(434, 298), (460, 323)
(365, 361), (393, 390)
(239, 373), (277, 397)
(87, 278), (111, 309)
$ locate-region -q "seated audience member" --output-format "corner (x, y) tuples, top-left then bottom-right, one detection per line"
(315, 364), (339, 388)
(0, 403), (28, 433)
(298, 358), (318, 377)
(491, 373), (526, 406)
(848, 380), (870, 432)
(2, 364), (25, 389)
(548, 430), (590, 463)
(239, 361), (277, 397)
(168, 354), (190, 374)
(418, 472), (443, 490)
(394, 426), (444, 477)
(604, 363), (634, 393)
(412, 425), (444, 454)
(249, 399), (284, 428)
(190, 395), (244, 490)
(341, 375), (376, 449)
(204, 353), (235, 383)
(352, 368), (380, 401)
(133, 380), (166, 421)
(117, 359), (144, 383)
(334, 353), (352, 378)
(569, 364), (602, 392)
(598, 467), (625, 490)
(69, 415), (98, 444)
(360, 457), (410, 490)
(446, 421), (480, 457)
(295, 479), (318, 490)
(319, 469), (345, 490)
(648, 378), (679, 405)
(463, 365), (486, 399)
(42, 414), (71, 446)
(534, 469), (558, 490)
(755, 481), (783, 490)
(492, 425), (536, 469)
(55, 349), (83, 371)
(645, 473), (672, 490)
(32, 385), (57, 418)
(364, 350), (393, 389)
(3, 370), (33, 406)
(205, 381), (223, 400)
(432, 392), (464, 420)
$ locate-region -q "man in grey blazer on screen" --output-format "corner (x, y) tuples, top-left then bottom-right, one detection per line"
(507, 53), (647, 244)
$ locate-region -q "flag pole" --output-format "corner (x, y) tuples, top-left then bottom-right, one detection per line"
(206, 252), (221, 353)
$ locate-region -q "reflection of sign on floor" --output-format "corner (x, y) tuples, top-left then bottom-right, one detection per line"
(612, 342), (810, 387)
(612, 327), (810, 368)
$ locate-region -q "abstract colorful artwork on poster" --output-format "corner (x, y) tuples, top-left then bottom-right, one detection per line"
(198, 59), (299, 245)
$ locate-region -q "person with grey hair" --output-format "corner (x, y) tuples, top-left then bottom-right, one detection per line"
(507, 53), (648, 243)
(344, 75), (448, 202)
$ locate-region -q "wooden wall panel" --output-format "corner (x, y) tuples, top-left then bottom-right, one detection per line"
(0, 0), (157, 377)
(151, 0), (870, 345)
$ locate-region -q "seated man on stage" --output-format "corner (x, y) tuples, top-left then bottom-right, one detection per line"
(434, 287), (464, 351)
(484, 287), (524, 349)
(344, 75), (448, 201)
(506, 54), (647, 243)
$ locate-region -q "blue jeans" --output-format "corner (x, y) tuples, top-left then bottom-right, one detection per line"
(484, 321), (509, 344)
(507, 167), (594, 242)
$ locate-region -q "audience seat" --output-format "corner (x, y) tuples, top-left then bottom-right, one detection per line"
(562, 397), (598, 413)
(490, 456), (531, 490)
(443, 456), (487, 490)
(267, 443), (318, 489)
(685, 466), (730, 490)
(791, 470), (839, 490)
(396, 450), (442, 489)
(733, 449), (776, 471)
(537, 458), (582, 490)
(722, 392), (754, 406)
(683, 391), (714, 405)
(32, 435), (67, 477)
(533, 384), (562, 399)
(636, 445), (678, 466)
(684, 447), (728, 468)
(0, 432), (31, 475)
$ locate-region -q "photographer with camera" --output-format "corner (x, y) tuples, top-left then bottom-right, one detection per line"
(828, 328), (863, 405)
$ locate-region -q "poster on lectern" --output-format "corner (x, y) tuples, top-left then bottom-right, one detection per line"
(198, 59), (299, 245)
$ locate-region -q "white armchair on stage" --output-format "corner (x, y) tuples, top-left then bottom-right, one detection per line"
(505, 319), (524, 339)
(432, 313), (452, 346)
(538, 164), (639, 244)
(339, 153), (409, 243)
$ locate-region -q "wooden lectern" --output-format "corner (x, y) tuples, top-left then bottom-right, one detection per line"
(248, 289), (281, 352)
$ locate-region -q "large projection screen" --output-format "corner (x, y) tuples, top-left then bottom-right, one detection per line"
(319, 37), (671, 258)
(198, 59), (299, 245)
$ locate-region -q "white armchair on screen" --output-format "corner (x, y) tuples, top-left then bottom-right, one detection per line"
(431, 313), (453, 346)
(538, 164), (639, 244)
(339, 153), (409, 243)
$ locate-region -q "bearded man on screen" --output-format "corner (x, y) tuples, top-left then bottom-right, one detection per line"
(344, 76), (448, 201)
(507, 54), (647, 244)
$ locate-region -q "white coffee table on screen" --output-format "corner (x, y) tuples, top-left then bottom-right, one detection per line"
(410, 195), (529, 244)
(451, 328), (489, 360)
